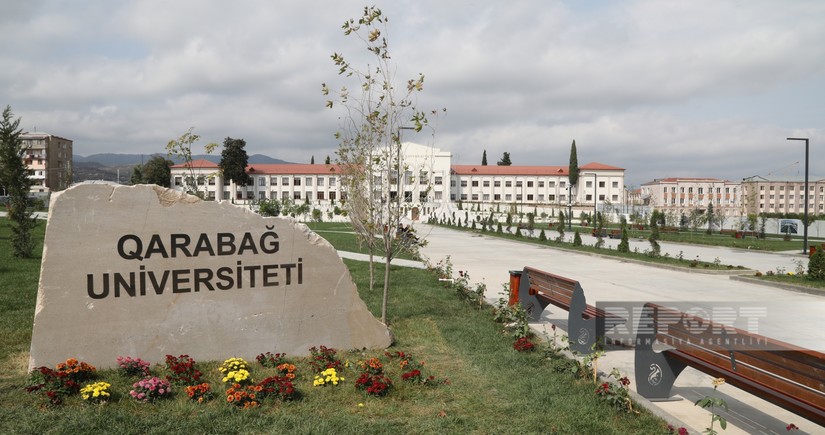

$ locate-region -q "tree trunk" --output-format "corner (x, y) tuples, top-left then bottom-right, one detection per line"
(381, 254), (391, 325)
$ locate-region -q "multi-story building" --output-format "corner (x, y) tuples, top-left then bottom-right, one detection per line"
(19, 132), (73, 193)
(169, 143), (627, 220)
(640, 177), (742, 219)
(449, 162), (626, 211)
(741, 175), (825, 216)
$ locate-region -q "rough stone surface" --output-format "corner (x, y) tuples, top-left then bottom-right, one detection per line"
(29, 183), (391, 370)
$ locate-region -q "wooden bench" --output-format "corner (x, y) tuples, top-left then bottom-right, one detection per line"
(509, 267), (624, 353)
(635, 302), (825, 425)
(607, 229), (622, 239)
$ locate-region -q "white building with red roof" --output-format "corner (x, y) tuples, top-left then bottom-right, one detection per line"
(169, 143), (627, 220)
(640, 177), (742, 219)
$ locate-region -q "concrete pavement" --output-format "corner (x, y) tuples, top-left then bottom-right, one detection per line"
(412, 223), (825, 435)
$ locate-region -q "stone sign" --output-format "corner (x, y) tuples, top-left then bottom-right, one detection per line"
(29, 183), (391, 370)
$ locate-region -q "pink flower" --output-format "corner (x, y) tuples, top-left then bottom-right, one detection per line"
(137, 393), (145, 399)
(159, 389), (165, 394)
(678, 428), (688, 435)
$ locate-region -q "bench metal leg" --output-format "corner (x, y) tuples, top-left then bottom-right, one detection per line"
(634, 305), (687, 399)
(568, 286), (597, 354)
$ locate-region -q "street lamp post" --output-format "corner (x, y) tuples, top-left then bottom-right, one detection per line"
(787, 137), (809, 255)
(567, 184), (572, 230)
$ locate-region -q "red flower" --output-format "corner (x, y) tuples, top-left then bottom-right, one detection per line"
(786, 423), (799, 431)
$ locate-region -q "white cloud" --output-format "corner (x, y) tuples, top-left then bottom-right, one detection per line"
(2, 0), (823, 187)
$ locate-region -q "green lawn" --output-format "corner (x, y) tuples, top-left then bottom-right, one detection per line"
(305, 222), (419, 261)
(0, 218), (671, 434)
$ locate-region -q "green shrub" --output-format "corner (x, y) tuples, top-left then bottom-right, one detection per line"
(809, 248), (825, 280)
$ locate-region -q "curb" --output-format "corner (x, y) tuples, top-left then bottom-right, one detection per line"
(729, 275), (825, 297)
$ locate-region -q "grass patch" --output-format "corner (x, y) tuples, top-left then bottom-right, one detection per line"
(750, 272), (825, 292)
(0, 218), (671, 434)
(305, 222), (419, 261)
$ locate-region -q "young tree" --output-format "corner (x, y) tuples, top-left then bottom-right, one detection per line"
(310, 155), (315, 164)
(129, 165), (144, 185)
(323, 6), (435, 325)
(0, 105), (37, 257)
(648, 211), (661, 256)
(220, 137), (252, 192)
(557, 210), (566, 241)
(617, 216), (630, 253)
(481, 149), (488, 166)
(166, 127), (217, 197)
(497, 152), (512, 166)
(325, 155), (331, 164)
(706, 203), (715, 234)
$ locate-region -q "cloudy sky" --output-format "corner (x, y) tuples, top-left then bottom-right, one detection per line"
(3, 0), (824, 187)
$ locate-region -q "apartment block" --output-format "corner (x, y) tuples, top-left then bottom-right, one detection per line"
(640, 177), (742, 218)
(741, 175), (825, 216)
(20, 132), (73, 193)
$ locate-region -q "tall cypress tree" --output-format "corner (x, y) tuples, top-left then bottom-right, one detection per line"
(481, 149), (488, 166)
(568, 139), (579, 188)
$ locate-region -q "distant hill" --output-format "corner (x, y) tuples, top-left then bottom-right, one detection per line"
(71, 153), (292, 183)
(73, 153), (290, 166)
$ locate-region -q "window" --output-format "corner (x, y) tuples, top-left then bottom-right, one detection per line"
(598, 194), (605, 201)
(293, 177), (301, 186)
(434, 176), (442, 185)
(419, 172), (428, 185)
(472, 180), (479, 187)
(527, 194), (534, 201)
(259, 177), (266, 186)
(483, 180), (490, 187)
(483, 194), (490, 201)
(516, 194), (522, 201)
(598, 181), (605, 188)
(434, 191), (442, 200)
(494, 181), (501, 187)
(317, 192), (325, 200)
(663, 187), (667, 193)
(698, 187), (704, 194)
(494, 194), (501, 201)
(615, 182), (620, 188)
(305, 177), (312, 186)
(527, 181), (533, 187)
(548, 194), (555, 201)
(586, 181), (593, 188)
(560, 181), (566, 188)
(688, 187), (694, 193)
(612, 195), (618, 201)
(174, 177), (181, 186)
(282, 192), (289, 200)
(420, 192), (428, 201)
(282, 177), (289, 185)
(538, 181), (545, 188)
(516, 181), (523, 188)
(329, 192), (336, 200)
(258, 191), (266, 200)
(293, 192), (301, 200)
(208, 177), (215, 186)
(538, 194), (545, 201)
(461, 180), (468, 187)
(505, 181), (512, 187)
(270, 176), (278, 185)
(472, 194), (479, 201)
(329, 178), (336, 187)
(451, 180), (456, 187)
(460, 194), (467, 201)
(548, 181), (555, 187)
(317, 177), (324, 186)
(505, 194), (512, 201)
(586, 194), (592, 201)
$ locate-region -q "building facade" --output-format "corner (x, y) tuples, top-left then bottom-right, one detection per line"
(640, 177), (742, 218)
(20, 132), (73, 193)
(741, 175), (825, 216)
(169, 143), (627, 220)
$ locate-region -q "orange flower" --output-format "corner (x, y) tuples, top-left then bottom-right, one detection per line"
(226, 395), (234, 403)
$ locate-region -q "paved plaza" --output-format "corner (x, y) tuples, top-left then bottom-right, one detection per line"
(410, 224), (825, 435)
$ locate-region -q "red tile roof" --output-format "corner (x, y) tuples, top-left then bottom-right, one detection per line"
(451, 165), (569, 176)
(171, 159), (219, 169)
(246, 164), (340, 175)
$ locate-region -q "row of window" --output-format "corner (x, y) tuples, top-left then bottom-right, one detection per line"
(758, 194), (823, 201)
(450, 193), (622, 203)
(758, 185), (823, 191)
(454, 180), (620, 189)
(662, 186), (737, 194)
(663, 198), (736, 205)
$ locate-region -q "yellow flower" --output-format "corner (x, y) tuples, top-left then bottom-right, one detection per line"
(711, 377), (726, 387)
